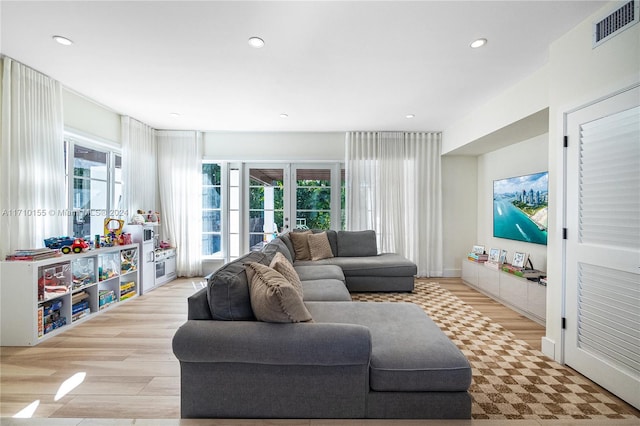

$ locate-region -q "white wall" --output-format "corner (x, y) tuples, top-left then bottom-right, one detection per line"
(477, 134), (549, 272)
(203, 132), (345, 161)
(441, 156), (477, 277)
(442, 66), (549, 155)
(62, 88), (121, 144)
(440, 1), (639, 362)
(545, 2), (640, 360)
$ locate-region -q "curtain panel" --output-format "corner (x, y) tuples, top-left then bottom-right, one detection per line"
(0, 57), (65, 257)
(156, 130), (202, 277)
(345, 131), (443, 276)
(121, 116), (157, 215)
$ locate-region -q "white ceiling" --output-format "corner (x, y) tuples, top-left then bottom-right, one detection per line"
(1, 1), (607, 132)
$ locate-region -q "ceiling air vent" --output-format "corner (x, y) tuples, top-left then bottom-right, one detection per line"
(593, 0), (638, 47)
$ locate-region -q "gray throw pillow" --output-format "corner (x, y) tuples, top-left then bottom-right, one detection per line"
(207, 251), (269, 320)
(262, 237), (294, 264)
(337, 230), (378, 257)
(279, 233), (296, 262)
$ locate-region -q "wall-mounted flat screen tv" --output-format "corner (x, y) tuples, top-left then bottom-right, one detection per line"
(493, 171), (548, 245)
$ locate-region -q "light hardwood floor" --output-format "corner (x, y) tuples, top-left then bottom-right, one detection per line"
(1, 277), (637, 425)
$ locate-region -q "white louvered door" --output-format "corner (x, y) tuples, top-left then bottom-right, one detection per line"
(565, 85), (640, 409)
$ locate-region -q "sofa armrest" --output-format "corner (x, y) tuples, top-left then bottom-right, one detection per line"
(172, 320), (371, 366)
(187, 287), (213, 320)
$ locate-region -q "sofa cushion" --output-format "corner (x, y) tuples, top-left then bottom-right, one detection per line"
(289, 230), (312, 260)
(245, 262), (313, 323)
(320, 229), (338, 257)
(308, 232), (334, 261)
(278, 233), (296, 262)
(261, 238), (293, 264)
(306, 301), (472, 392)
(269, 252), (303, 298)
(295, 253), (416, 277)
(337, 230), (377, 257)
(207, 251), (269, 321)
(294, 264), (345, 283)
(301, 279), (352, 302)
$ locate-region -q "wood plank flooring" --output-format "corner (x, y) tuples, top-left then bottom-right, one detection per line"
(433, 278), (545, 350)
(1, 276), (637, 424)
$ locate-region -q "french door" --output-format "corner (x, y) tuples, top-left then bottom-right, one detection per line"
(564, 85), (640, 409)
(245, 163), (343, 252)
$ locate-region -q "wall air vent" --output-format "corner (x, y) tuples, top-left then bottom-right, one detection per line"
(593, 0), (638, 47)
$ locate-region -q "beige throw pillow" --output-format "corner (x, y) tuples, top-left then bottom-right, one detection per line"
(289, 230), (312, 261)
(308, 232), (334, 261)
(245, 262), (312, 323)
(269, 252), (303, 298)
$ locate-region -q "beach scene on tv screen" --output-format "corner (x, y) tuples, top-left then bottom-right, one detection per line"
(493, 171), (548, 245)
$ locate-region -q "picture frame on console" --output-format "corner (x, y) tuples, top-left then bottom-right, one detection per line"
(472, 245), (485, 255)
(512, 251), (528, 269)
(499, 249), (508, 264)
(488, 248), (500, 263)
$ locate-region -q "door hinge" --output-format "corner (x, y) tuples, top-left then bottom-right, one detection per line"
(562, 317), (566, 329)
(563, 136), (568, 148)
(563, 228), (568, 239)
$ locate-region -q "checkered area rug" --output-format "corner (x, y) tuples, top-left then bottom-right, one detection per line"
(350, 280), (639, 420)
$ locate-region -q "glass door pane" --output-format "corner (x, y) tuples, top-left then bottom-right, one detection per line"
(248, 167), (287, 250)
(294, 168), (331, 230)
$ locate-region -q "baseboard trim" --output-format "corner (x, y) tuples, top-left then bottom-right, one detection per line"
(442, 268), (461, 278)
(541, 336), (555, 360)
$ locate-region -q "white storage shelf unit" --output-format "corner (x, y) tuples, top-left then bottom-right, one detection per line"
(1, 244), (139, 346)
(461, 259), (546, 325)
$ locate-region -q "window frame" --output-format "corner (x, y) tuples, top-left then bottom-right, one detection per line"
(64, 130), (123, 238)
(202, 161), (224, 259)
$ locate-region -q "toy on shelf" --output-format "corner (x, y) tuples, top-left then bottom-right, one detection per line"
(38, 264), (71, 301)
(44, 236), (74, 253)
(37, 271), (59, 301)
(71, 257), (95, 290)
(159, 240), (171, 249)
(120, 249), (138, 274)
(69, 238), (89, 253)
(44, 236), (89, 254)
(98, 252), (119, 281)
(131, 210), (146, 225)
(147, 210), (160, 223)
(72, 271), (93, 289)
(104, 218), (124, 236)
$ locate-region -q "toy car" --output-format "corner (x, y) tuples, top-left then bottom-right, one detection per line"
(44, 236), (88, 254)
(69, 238), (89, 253)
(44, 236), (75, 251)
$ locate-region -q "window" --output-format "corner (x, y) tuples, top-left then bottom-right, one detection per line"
(202, 163), (222, 257)
(65, 137), (123, 239)
(295, 168), (331, 230)
(201, 161), (342, 261)
(341, 168), (346, 230)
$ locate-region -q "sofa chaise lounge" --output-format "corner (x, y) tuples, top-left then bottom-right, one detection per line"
(173, 230), (472, 419)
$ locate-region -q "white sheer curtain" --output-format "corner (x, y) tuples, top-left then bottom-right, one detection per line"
(121, 116), (157, 216)
(156, 130), (202, 277)
(346, 131), (443, 276)
(0, 58), (65, 257)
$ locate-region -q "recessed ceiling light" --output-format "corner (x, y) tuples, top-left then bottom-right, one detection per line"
(52, 35), (73, 46)
(279, 113), (288, 119)
(169, 112), (180, 117)
(470, 38), (487, 48)
(248, 37), (265, 48)
(405, 114), (415, 119)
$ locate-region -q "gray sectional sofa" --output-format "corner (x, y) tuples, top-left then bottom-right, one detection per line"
(172, 230), (472, 419)
(279, 229), (417, 292)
